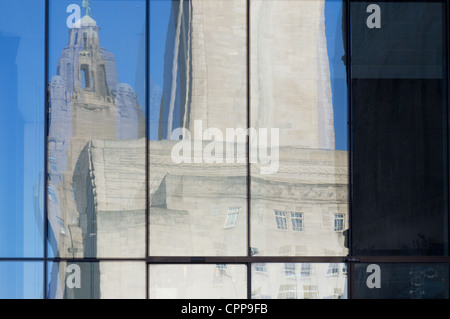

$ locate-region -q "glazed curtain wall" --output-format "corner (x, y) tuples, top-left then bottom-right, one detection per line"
(0, 0), (449, 299)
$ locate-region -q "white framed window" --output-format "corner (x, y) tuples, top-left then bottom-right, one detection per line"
(300, 263), (311, 277)
(224, 207), (240, 228)
(291, 212), (303, 231)
(250, 247), (260, 256)
(57, 217), (65, 235)
(253, 263), (267, 273)
(274, 210), (304, 231)
(341, 264), (347, 275)
(48, 186), (58, 203)
(213, 264), (227, 284)
(48, 156), (57, 171)
(274, 210), (287, 230)
(277, 284), (297, 299)
(284, 263), (296, 276)
(327, 263), (340, 276)
(334, 213), (345, 232)
(303, 285), (319, 299)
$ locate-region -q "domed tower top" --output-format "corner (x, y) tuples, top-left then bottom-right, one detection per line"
(74, 14), (97, 28)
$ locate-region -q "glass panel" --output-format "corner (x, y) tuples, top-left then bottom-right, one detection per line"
(250, 0), (349, 256)
(0, 0), (45, 258)
(0, 262), (43, 299)
(351, 1), (448, 255)
(251, 263), (347, 299)
(354, 263), (449, 299)
(149, 264), (247, 299)
(149, 0), (248, 256)
(47, 0), (146, 258)
(47, 261), (145, 299)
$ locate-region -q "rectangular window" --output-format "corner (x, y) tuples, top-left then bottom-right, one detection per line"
(291, 212), (304, 232)
(303, 285), (319, 299)
(300, 263), (311, 277)
(253, 263), (267, 273)
(80, 64), (89, 89)
(224, 207), (241, 228)
(327, 263), (339, 276)
(334, 213), (344, 232)
(285, 263), (296, 276)
(277, 284), (297, 299)
(274, 210), (288, 230)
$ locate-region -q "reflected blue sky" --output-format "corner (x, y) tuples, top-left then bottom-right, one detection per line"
(0, 262), (43, 299)
(0, 0), (45, 260)
(325, 0), (347, 151)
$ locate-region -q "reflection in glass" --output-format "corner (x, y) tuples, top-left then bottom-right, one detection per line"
(250, 0), (348, 256)
(47, 261), (145, 299)
(354, 263), (449, 299)
(251, 263), (347, 299)
(0, 0), (45, 258)
(351, 1), (448, 255)
(0, 262), (43, 299)
(148, 0), (248, 256)
(149, 264), (247, 299)
(47, 0), (146, 258)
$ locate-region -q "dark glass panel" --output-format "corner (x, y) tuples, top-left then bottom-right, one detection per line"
(351, 1), (448, 255)
(354, 263), (449, 299)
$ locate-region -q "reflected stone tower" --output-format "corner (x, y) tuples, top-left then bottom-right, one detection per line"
(159, 0), (335, 150)
(48, 13), (145, 260)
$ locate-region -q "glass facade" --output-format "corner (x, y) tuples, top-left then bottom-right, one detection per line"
(1, 0), (450, 300)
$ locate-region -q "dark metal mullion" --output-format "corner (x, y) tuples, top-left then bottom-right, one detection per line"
(147, 256), (348, 263)
(44, 0), (50, 300)
(7, 255), (450, 263)
(348, 261), (354, 299)
(447, 0), (450, 298)
(446, 0), (450, 259)
(345, 0), (353, 299)
(246, 0), (252, 300)
(145, 0), (150, 300)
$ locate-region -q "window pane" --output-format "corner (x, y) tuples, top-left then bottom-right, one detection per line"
(250, 0), (349, 256)
(251, 263), (347, 299)
(47, 0), (146, 258)
(0, 0), (45, 258)
(351, 1), (448, 255)
(149, 0), (248, 256)
(149, 264), (247, 299)
(47, 261), (145, 299)
(354, 263), (449, 299)
(0, 262), (43, 299)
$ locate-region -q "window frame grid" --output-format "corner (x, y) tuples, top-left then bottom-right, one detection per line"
(2, 0), (449, 300)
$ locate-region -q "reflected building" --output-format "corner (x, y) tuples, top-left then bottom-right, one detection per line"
(47, 0), (347, 299)
(47, 13), (146, 298)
